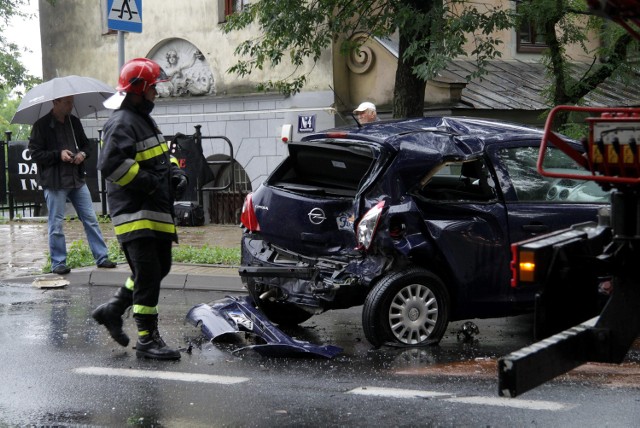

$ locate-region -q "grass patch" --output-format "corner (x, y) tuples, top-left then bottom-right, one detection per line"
(172, 244), (240, 265)
(42, 239), (241, 273)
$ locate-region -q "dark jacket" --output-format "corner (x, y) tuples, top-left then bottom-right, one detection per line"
(28, 111), (91, 189)
(99, 100), (186, 244)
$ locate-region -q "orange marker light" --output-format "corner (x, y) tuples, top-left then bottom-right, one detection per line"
(518, 251), (536, 283)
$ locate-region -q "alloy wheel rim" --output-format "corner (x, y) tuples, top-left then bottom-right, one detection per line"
(388, 282), (438, 344)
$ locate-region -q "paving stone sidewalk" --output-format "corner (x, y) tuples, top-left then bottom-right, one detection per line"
(0, 220), (244, 291)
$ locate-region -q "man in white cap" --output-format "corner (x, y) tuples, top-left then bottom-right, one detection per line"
(353, 101), (378, 124)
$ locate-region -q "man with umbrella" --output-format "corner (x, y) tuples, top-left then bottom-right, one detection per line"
(28, 94), (117, 275)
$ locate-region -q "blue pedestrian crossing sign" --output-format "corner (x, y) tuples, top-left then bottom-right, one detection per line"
(107, 0), (142, 33)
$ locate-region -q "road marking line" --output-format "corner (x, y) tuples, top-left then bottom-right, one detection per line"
(444, 395), (569, 411)
(347, 386), (451, 399)
(75, 366), (249, 385)
(347, 387), (570, 411)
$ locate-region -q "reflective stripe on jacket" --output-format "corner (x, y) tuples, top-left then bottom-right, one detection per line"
(99, 105), (183, 243)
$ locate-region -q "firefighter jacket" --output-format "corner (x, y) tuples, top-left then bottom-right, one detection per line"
(99, 102), (186, 244)
(28, 111), (91, 189)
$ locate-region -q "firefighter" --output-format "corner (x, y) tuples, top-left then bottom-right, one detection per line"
(92, 58), (187, 360)
(91, 156), (181, 347)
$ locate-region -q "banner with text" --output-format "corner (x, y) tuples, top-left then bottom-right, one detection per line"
(8, 140), (101, 203)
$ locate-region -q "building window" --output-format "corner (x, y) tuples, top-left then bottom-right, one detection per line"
(516, 3), (548, 54)
(225, 0), (249, 17)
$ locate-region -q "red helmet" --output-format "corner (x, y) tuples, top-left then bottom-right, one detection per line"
(116, 57), (169, 95)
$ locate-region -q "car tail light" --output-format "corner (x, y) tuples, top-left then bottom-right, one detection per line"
(326, 132), (348, 138)
(356, 200), (386, 251)
(240, 193), (260, 232)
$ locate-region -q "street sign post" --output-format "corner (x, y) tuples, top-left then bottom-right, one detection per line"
(107, 0), (142, 33)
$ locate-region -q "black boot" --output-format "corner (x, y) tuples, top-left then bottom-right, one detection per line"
(91, 287), (133, 347)
(134, 314), (181, 360)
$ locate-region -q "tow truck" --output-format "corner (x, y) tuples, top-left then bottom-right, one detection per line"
(498, 0), (640, 397)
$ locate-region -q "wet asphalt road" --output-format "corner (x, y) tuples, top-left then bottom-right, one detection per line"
(1, 280), (640, 427)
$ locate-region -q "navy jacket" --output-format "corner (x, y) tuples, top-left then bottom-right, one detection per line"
(99, 101), (186, 244)
(28, 111), (91, 189)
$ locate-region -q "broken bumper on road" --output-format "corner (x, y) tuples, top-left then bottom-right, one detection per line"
(185, 295), (342, 359)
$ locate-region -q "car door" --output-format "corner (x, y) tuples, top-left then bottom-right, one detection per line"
(486, 142), (611, 246)
(414, 157), (513, 318)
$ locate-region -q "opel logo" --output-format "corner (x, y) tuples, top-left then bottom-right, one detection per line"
(308, 208), (326, 225)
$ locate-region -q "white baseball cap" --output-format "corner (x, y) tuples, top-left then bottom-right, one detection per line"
(353, 101), (376, 114)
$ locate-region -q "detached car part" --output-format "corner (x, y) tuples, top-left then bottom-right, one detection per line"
(186, 295), (343, 359)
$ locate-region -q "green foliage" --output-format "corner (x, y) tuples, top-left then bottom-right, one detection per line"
(224, 0), (514, 108)
(41, 240), (240, 273)
(42, 238), (126, 273)
(0, 0), (41, 91)
(172, 244), (241, 266)
(107, 239), (126, 263)
(0, 0), (43, 139)
(557, 121), (589, 140)
(65, 240), (98, 268)
(408, 2), (514, 82)
(518, 0), (638, 129)
(0, 82), (31, 140)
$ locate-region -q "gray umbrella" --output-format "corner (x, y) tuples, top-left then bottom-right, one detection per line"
(11, 75), (115, 125)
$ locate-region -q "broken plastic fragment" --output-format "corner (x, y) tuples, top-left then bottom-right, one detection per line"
(186, 295), (342, 358)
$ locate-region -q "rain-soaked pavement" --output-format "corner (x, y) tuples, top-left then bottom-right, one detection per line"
(1, 278), (640, 426)
(1, 221), (640, 426)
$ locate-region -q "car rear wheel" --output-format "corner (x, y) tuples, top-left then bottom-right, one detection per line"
(362, 268), (450, 347)
(246, 282), (314, 326)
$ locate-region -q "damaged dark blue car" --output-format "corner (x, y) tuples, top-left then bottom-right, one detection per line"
(238, 117), (610, 347)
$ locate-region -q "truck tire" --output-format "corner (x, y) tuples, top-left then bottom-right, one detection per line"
(363, 268), (450, 347)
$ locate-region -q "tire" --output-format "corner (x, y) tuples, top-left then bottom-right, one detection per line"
(246, 282), (313, 326)
(362, 268), (450, 347)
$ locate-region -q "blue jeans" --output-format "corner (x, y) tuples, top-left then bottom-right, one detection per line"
(44, 185), (110, 270)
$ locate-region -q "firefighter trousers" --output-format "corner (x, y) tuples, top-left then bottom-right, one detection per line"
(122, 238), (172, 314)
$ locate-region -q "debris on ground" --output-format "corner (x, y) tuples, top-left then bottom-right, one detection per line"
(456, 321), (479, 342)
(186, 295), (342, 358)
(32, 276), (69, 289)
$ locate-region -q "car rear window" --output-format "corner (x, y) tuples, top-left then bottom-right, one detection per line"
(267, 142), (375, 196)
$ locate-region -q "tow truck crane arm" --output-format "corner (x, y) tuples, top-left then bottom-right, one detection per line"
(498, 0), (640, 397)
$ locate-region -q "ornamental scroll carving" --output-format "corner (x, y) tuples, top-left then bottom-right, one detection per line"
(149, 39), (216, 98)
(346, 35), (375, 75)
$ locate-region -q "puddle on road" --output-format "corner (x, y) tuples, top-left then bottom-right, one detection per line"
(393, 353), (640, 388)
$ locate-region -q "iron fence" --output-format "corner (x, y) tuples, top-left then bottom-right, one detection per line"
(1, 126), (247, 224)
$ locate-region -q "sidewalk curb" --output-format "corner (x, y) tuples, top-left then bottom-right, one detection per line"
(3, 264), (246, 293)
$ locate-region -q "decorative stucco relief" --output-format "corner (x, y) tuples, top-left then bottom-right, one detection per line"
(346, 36), (375, 75)
(149, 39), (215, 97)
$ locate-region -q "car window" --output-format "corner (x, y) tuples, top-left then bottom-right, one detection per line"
(497, 146), (611, 203)
(419, 159), (496, 202)
(267, 142), (375, 197)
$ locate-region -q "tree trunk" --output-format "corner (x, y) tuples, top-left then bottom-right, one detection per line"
(393, 30), (427, 118)
(392, 0), (432, 118)
(544, 1), (633, 130)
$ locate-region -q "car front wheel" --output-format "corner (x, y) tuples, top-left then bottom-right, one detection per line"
(362, 268), (450, 347)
